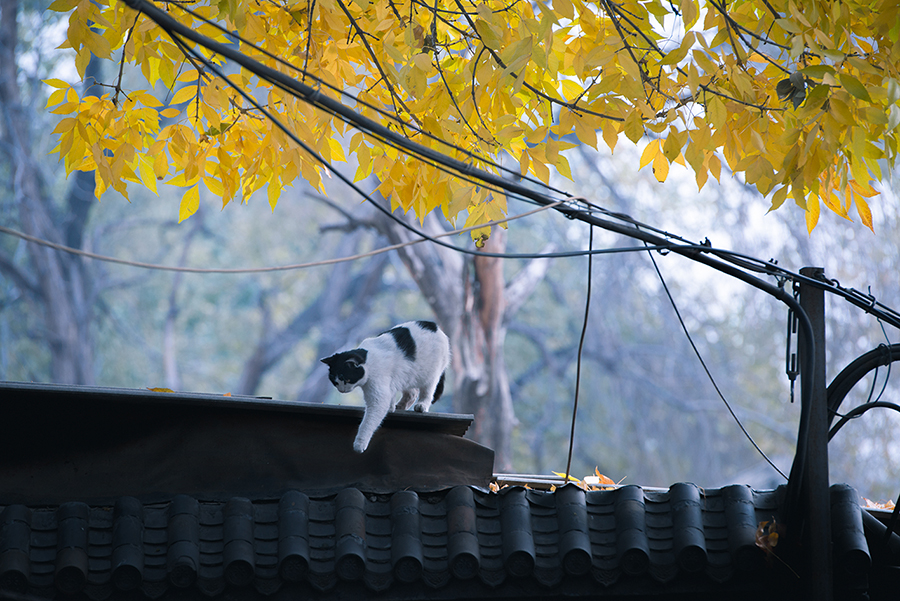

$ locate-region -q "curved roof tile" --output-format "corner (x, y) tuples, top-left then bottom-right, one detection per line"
(0, 482), (879, 599)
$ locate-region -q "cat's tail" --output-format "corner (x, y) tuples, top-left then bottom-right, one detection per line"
(433, 372), (446, 403)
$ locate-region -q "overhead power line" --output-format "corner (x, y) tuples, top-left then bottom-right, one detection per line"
(113, 0), (817, 526)
(102, 0), (900, 532)
(0, 222), (693, 273)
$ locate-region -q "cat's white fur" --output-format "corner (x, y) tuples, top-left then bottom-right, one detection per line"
(332, 321), (450, 453)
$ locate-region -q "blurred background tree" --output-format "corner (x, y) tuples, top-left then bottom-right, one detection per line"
(1, 0), (899, 497)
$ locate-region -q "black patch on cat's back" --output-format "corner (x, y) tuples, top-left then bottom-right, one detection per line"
(387, 326), (416, 361)
(416, 320), (438, 332)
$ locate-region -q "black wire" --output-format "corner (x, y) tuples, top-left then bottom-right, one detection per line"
(130, 0), (900, 338)
(163, 21), (689, 263)
(565, 222), (593, 482)
(874, 322), (893, 404)
(642, 240), (789, 480)
(828, 401), (900, 441)
(127, 0), (821, 528)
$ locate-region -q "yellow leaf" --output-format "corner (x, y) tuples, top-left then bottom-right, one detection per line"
(601, 121), (619, 151)
(43, 78), (71, 89)
(640, 139), (661, 170)
(179, 185), (200, 222)
(147, 387), (175, 393)
(706, 96), (726, 129)
(47, 0), (79, 11)
(137, 154), (158, 195)
(624, 107), (643, 143)
(161, 108), (181, 118)
(805, 193), (820, 233)
(652, 151), (669, 182)
(171, 85), (196, 106)
(681, 0), (699, 29)
(855, 192), (874, 232)
(708, 154), (722, 181)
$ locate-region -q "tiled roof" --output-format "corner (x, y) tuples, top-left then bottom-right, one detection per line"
(0, 483), (877, 600)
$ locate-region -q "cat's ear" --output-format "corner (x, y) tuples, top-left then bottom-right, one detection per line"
(321, 354), (337, 366)
(347, 348), (368, 367)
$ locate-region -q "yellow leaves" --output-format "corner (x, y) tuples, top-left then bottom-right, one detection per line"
(179, 186), (200, 223)
(680, 0), (699, 30)
(170, 86), (197, 106)
(755, 519), (781, 554)
(46, 0), (900, 235)
(639, 139), (676, 183)
(805, 192), (820, 234)
(863, 497), (897, 510)
(474, 4), (503, 51)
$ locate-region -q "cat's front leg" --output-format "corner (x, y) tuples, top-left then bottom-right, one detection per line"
(354, 386), (391, 453)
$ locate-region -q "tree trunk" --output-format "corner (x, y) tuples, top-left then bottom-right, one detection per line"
(370, 202), (548, 471)
(235, 211), (390, 399)
(0, 0), (100, 384)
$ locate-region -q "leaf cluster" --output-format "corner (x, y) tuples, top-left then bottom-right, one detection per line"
(47, 0), (900, 233)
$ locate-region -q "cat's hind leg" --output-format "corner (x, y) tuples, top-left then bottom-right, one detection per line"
(413, 372), (445, 413)
(354, 388), (391, 453)
(395, 389), (418, 411)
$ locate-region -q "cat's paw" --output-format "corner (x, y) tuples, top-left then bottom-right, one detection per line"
(413, 403), (429, 413)
(353, 438), (368, 453)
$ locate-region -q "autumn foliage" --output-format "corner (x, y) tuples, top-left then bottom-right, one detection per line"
(47, 0), (900, 233)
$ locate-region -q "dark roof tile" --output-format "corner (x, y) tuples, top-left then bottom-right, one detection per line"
(0, 483), (889, 599)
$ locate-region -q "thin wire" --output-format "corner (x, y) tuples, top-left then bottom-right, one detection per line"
(874, 321), (893, 404)
(643, 241), (789, 480)
(0, 223), (686, 273)
(828, 401), (900, 441)
(167, 31), (553, 261)
(125, 0), (900, 335)
(835, 322), (895, 423)
(565, 222), (593, 483)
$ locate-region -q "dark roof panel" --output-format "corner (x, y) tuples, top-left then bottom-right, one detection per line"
(0, 483), (877, 600)
(0, 382), (492, 504)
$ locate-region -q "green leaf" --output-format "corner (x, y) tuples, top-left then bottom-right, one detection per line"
(799, 65), (836, 79)
(888, 105), (900, 131)
(839, 73), (872, 102)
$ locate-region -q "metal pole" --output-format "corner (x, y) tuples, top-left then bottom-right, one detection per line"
(798, 267), (832, 599)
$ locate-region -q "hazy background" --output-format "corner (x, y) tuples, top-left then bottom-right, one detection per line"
(2, 1), (898, 500)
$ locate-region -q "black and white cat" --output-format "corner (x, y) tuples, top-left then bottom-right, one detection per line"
(321, 320), (451, 453)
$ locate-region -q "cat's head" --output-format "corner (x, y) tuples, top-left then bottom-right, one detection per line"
(320, 349), (368, 393)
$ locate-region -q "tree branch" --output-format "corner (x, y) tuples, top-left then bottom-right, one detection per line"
(0, 251), (40, 296)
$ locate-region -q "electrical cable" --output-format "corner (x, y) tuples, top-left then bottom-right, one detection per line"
(828, 401), (900, 441)
(642, 241), (789, 480)
(565, 222), (593, 483)
(826, 343), (900, 428)
(120, 0), (900, 333)
(165, 27), (554, 261)
(0, 224), (688, 272)
(123, 0), (822, 532)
